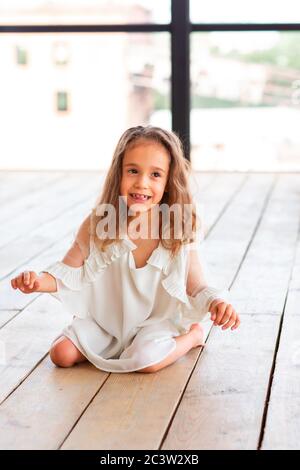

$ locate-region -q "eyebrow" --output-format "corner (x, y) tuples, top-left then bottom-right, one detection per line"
(124, 163), (166, 173)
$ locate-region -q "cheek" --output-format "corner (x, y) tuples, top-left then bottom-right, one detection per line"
(156, 181), (167, 193)
(151, 184), (166, 200)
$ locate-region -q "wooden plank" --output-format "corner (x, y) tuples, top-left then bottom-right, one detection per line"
(194, 173), (247, 235)
(0, 173), (66, 224)
(0, 358), (108, 450)
(0, 170), (208, 243)
(261, 237), (300, 450)
(0, 177), (102, 279)
(164, 314), (280, 450)
(0, 189), (105, 402)
(0, 174), (89, 247)
(261, 313), (300, 449)
(0, 295), (70, 404)
(283, 234), (300, 317)
(189, 172), (219, 197)
(0, 174), (96, 231)
(0, 172), (63, 204)
(0, 311), (20, 329)
(162, 174), (300, 450)
(230, 174), (300, 315)
(0, 197), (96, 318)
(198, 173), (274, 288)
(60, 344), (204, 450)
(60, 174), (274, 450)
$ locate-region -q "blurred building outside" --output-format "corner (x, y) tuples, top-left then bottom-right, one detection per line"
(0, 1), (300, 171)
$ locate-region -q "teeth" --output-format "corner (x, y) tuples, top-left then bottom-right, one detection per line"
(131, 193), (149, 200)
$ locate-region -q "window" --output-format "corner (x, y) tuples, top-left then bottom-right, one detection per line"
(16, 46), (27, 65)
(2, 1), (300, 170)
(53, 42), (70, 65)
(191, 31), (300, 170)
(0, 0), (171, 25)
(190, 0), (300, 24)
(0, 32), (170, 169)
(57, 91), (68, 112)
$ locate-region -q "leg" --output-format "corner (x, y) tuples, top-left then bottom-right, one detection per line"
(137, 323), (205, 374)
(50, 335), (87, 368)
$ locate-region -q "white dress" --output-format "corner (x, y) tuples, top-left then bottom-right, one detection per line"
(44, 235), (230, 373)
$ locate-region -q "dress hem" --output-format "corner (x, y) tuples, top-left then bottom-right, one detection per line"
(60, 331), (178, 374)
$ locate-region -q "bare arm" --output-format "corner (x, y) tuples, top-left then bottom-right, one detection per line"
(11, 215), (91, 294)
(186, 245), (227, 311)
(186, 247), (209, 297)
(185, 244), (240, 329)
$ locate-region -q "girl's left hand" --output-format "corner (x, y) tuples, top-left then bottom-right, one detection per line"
(209, 300), (240, 330)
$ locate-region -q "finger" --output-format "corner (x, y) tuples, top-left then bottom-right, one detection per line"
(22, 281), (37, 293)
(23, 271), (30, 286)
(210, 306), (218, 321)
(16, 275), (24, 288)
(19, 276), (28, 291)
(210, 300), (221, 320)
(232, 317), (241, 330)
(219, 305), (234, 326)
(29, 273), (37, 289)
(11, 278), (16, 289)
(214, 303), (228, 325)
(222, 312), (237, 330)
(24, 280), (39, 292)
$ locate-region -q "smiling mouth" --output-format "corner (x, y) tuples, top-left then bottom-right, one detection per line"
(129, 193), (151, 201)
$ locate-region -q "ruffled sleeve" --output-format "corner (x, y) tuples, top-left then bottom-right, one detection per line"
(43, 237), (136, 319)
(185, 286), (231, 322)
(161, 240), (231, 325)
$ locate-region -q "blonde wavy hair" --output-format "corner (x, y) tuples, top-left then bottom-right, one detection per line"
(90, 125), (200, 259)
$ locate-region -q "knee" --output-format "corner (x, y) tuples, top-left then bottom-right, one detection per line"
(50, 337), (78, 368)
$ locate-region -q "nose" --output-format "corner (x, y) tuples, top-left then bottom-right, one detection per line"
(134, 173), (149, 189)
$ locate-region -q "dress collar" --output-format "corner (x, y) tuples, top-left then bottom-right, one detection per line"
(119, 235), (171, 274)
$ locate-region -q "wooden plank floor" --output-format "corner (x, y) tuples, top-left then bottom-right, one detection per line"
(0, 170), (299, 450)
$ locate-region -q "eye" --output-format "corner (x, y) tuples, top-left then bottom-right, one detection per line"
(128, 169), (137, 174)
(152, 172), (161, 178)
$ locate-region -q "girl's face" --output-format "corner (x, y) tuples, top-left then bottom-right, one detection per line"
(120, 139), (170, 214)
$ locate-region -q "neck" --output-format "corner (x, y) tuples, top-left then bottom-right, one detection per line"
(127, 208), (161, 240)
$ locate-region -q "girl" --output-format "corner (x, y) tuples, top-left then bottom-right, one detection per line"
(11, 125), (240, 374)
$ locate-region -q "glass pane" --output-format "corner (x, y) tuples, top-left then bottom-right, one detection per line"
(191, 0), (300, 23)
(16, 45), (27, 64)
(0, 0), (170, 25)
(191, 32), (300, 171)
(0, 32), (170, 170)
(57, 91), (68, 111)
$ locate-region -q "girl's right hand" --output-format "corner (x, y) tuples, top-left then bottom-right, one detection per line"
(11, 271), (41, 293)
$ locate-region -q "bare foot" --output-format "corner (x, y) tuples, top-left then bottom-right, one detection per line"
(188, 323), (205, 348)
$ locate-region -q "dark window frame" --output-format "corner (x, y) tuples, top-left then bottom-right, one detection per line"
(1, 0), (300, 159)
